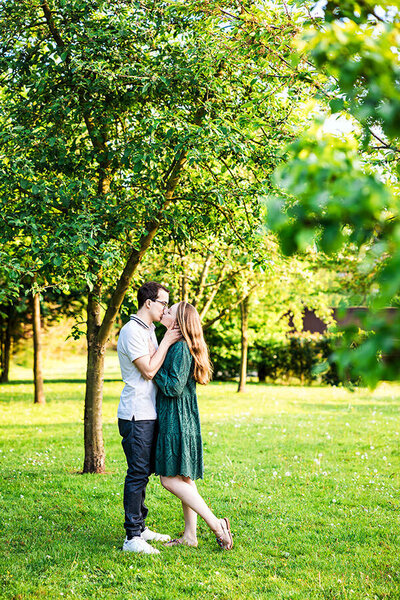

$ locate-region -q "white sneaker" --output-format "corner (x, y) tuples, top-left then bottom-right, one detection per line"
(141, 527), (171, 543)
(122, 536), (160, 554)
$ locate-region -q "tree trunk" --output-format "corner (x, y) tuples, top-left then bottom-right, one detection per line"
(237, 295), (250, 393)
(0, 313), (12, 383)
(83, 286), (105, 474)
(1, 305), (17, 384)
(80, 140), (189, 474)
(32, 291), (45, 404)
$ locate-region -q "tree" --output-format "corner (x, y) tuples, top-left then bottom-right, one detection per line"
(1, 1), (318, 471)
(267, 0), (400, 385)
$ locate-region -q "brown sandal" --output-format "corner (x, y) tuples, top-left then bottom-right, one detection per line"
(216, 518), (233, 550)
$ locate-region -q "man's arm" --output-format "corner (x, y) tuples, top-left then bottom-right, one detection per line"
(134, 328), (182, 380)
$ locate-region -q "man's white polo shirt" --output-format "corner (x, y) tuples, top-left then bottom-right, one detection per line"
(117, 315), (158, 421)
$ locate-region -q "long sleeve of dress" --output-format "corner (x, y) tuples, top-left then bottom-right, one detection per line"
(154, 341), (192, 398)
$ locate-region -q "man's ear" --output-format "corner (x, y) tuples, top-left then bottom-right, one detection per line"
(146, 299), (152, 309)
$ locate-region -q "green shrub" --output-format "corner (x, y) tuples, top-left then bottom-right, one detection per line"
(250, 333), (360, 386)
(207, 323), (362, 386)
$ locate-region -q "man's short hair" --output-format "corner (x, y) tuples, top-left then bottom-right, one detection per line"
(137, 281), (170, 309)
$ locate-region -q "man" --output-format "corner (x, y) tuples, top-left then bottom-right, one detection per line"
(117, 281), (181, 554)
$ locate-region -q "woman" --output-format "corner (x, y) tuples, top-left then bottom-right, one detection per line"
(154, 301), (233, 550)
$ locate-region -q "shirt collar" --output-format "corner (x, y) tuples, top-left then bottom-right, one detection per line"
(130, 314), (155, 331)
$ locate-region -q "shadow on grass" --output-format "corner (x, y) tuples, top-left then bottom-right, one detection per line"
(0, 378), (121, 385)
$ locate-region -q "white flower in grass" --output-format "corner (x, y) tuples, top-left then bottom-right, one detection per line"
(383, 456), (387, 461)
(272, 471), (278, 477)
(285, 471), (291, 477)
(332, 499), (336, 503)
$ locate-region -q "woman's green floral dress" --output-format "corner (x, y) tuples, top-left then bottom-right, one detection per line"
(153, 340), (204, 480)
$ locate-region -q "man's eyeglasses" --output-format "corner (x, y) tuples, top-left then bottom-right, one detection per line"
(153, 299), (169, 309)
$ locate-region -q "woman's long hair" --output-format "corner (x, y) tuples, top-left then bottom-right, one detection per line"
(176, 302), (212, 385)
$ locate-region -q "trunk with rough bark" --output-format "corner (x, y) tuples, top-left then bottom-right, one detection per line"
(83, 286), (106, 474)
(237, 295), (250, 393)
(32, 291), (45, 404)
(83, 342), (106, 473)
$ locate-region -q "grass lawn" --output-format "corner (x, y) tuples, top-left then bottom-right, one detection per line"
(0, 354), (399, 599)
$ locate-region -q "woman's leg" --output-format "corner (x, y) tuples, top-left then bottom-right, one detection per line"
(181, 500), (198, 545)
(161, 475), (227, 541)
(180, 477), (198, 545)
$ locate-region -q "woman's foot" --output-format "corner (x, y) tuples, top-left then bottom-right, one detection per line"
(164, 536), (198, 548)
(215, 518), (233, 550)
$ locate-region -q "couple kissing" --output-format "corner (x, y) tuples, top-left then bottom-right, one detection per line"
(117, 281), (233, 555)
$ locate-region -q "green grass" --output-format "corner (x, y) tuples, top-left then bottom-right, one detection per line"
(1, 355), (399, 599)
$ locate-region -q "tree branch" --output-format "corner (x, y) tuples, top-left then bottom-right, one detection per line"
(199, 250), (232, 321)
(203, 283), (258, 330)
(41, 1), (65, 48)
(96, 148), (188, 346)
(192, 252), (212, 308)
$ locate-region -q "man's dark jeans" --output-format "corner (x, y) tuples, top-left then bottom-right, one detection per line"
(118, 417), (156, 538)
